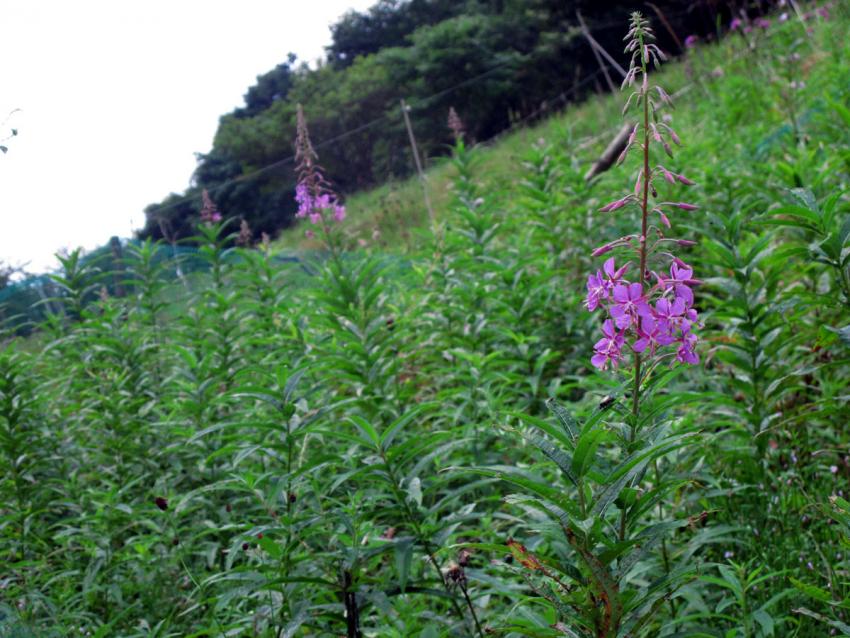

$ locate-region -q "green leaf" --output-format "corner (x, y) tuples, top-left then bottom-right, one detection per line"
(407, 476), (423, 507)
(571, 423), (605, 478)
(380, 404), (433, 450)
(394, 537), (414, 593)
(348, 415), (381, 447)
(545, 398), (580, 442)
(257, 535), (283, 559)
(794, 608), (850, 636)
(791, 577), (833, 602)
(520, 430), (577, 487)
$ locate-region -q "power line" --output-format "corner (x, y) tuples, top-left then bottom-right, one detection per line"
(145, 56), (526, 220)
(142, 3), (709, 222)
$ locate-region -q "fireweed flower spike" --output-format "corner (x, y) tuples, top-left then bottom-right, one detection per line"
(588, 12), (701, 376)
(447, 106), (465, 142)
(293, 104), (346, 240)
(200, 189), (222, 225)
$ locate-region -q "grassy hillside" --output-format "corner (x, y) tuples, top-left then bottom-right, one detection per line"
(2, 6), (849, 638)
(273, 25), (698, 253)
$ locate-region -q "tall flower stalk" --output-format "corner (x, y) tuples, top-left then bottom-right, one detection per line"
(588, 13), (701, 442)
(294, 104), (346, 253)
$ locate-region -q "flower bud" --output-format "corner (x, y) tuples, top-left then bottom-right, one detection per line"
(673, 202), (699, 211)
(592, 243), (615, 257)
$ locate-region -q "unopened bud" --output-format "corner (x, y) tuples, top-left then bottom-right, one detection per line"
(673, 202), (699, 211)
(599, 197), (629, 212)
(591, 243), (615, 257)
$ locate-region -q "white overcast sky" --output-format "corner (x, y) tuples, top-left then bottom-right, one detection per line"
(0, 0), (374, 272)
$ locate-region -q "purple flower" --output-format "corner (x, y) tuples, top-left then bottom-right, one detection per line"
(676, 331), (699, 364)
(634, 316), (675, 354)
(657, 260), (699, 307)
(333, 204), (346, 222)
(603, 257), (628, 285)
(730, 17), (743, 30)
(586, 271), (607, 311)
(591, 320), (625, 370)
(610, 283), (652, 329)
(755, 17), (771, 29)
(200, 189), (223, 224)
(684, 35), (698, 48)
(586, 258), (627, 310)
(654, 296), (687, 331)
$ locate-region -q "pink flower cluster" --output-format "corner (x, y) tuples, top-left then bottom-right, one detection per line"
(200, 189), (223, 224)
(293, 105), (346, 233)
(587, 258), (700, 370)
(730, 2), (831, 34)
(294, 181), (346, 224)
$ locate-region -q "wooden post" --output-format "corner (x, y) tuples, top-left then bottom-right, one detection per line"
(109, 236), (126, 298)
(646, 2), (685, 53)
(157, 216), (188, 289)
(584, 123), (634, 181)
(400, 99), (435, 229)
(577, 11), (627, 89)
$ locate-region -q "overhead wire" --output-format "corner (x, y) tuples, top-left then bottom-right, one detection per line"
(142, 4), (707, 221)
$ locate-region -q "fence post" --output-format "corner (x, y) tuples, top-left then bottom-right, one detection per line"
(157, 217), (188, 289)
(577, 12), (627, 91)
(400, 99), (436, 229)
(109, 236), (126, 298)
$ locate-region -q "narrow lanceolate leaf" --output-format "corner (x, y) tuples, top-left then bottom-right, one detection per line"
(545, 398), (580, 442)
(615, 519), (692, 580)
(790, 577), (833, 603)
(464, 466), (582, 519)
(590, 457), (649, 518)
(510, 410), (575, 449)
(347, 414), (381, 447)
(521, 430), (578, 486)
(571, 423), (606, 478)
(394, 537), (414, 593)
(794, 608), (850, 636)
(380, 403), (434, 450)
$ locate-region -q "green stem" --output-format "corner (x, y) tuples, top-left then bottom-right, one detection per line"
(380, 448), (482, 637)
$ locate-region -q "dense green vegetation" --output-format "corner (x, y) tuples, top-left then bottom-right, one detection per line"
(137, 0), (723, 245)
(2, 4), (850, 637)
